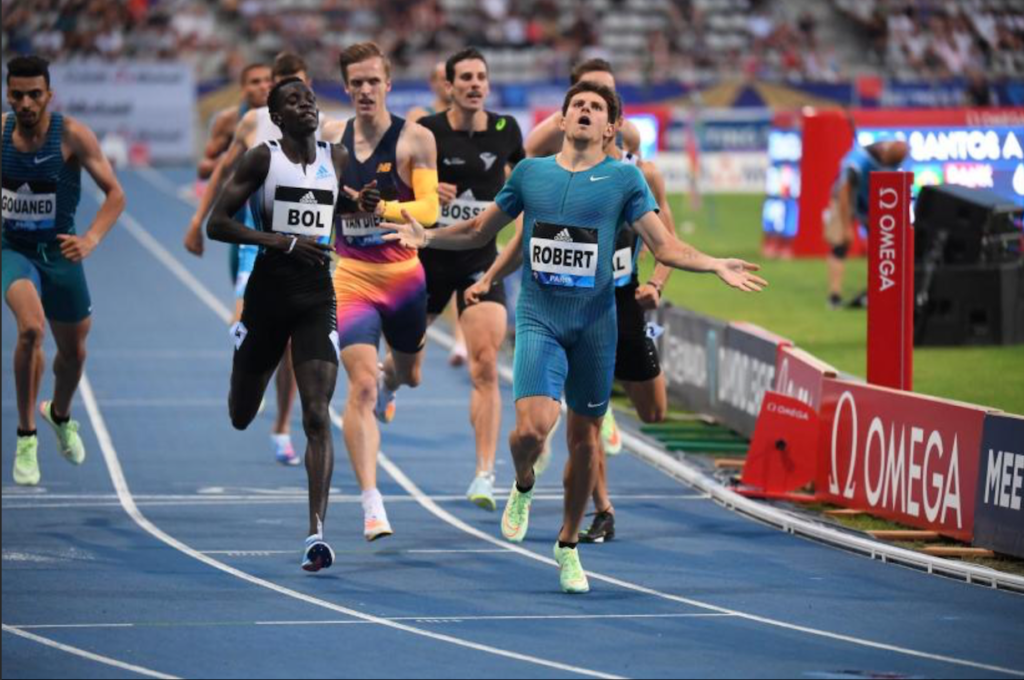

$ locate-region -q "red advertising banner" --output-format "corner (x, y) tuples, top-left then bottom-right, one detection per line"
(817, 379), (989, 542)
(868, 172), (914, 391)
(774, 345), (838, 412)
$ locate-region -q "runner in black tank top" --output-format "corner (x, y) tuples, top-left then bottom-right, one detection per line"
(208, 78), (380, 572)
(417, 49), (525, 512)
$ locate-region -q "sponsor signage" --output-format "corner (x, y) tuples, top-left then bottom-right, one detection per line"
(742, 392), (820, 498)
(4, 62), (195, 164)
(818, 379), (988, 541)
(718, 323), (792, 437)
(867, 172), (914, 391)
(657, 305), (728, 417)
(774, 345), (838, 412)
(973, 414), (1024, 558)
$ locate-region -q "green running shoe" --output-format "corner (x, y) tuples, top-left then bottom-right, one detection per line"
(553, 543), (590, 594)
(501, 483), (533, 543)
(40, 401), (85, 465)
(601, 407), (623, 456)
(13, 435), (40, 486)
(467, 472), (497, 512)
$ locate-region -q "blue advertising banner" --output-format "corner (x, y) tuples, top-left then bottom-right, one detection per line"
(973, 414), (1024, 558)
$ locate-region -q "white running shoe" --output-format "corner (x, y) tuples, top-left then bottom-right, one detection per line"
(362, 489), (393, 542)
(467, 472), (497, 512)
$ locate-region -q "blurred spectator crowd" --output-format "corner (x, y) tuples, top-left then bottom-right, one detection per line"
(834, 0), (1024, 80)
(3, 0), (1022, 86)
(2, 0), (228, 75)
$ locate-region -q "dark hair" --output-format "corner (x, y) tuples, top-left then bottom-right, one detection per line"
(562, 81), (619, 126)
(445, 48), (487, 83)
(570, 58), (613, 86)
(339, 42), (391, 85)
(239, 62), (270, 84)
(272, 52), (308, 80)
(267, 77), (306, 116)
(6, 55), (51, 88)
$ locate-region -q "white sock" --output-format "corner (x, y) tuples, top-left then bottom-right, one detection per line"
(272, 433), (292, 447)
(361, 488), (384, 518)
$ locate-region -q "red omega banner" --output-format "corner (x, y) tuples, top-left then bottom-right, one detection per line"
(817, 378), (988, 542)
(774, 345), (838, 412)
(867, 171), (914, 391)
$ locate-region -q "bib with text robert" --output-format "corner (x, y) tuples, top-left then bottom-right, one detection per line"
(530, 222), (598, 288)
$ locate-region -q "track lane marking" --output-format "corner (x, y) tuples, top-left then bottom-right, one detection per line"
(130, 169), (1024, 679)
(2, 624), (178, 679)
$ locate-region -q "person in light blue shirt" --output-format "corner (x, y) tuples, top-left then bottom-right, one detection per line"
(826, 139), (908, 308)
(383, 80), (767, 593)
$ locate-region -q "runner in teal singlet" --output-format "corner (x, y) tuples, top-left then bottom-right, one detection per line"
(2, 55), (126, 487)
(383, 80), (767, 594)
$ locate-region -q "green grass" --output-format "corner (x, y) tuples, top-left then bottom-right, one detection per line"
(636, 193), (1024, 416)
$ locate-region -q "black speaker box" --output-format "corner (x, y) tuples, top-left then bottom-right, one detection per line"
(914, 261), (1024, 346)
(914, 184), (1023, 265)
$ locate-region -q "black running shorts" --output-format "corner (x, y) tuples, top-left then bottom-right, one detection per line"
(233, 258), (339, 376)
(614, 281), (661, 383)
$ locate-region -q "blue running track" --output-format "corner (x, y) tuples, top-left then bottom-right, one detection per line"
(3, 168), (1023, 679)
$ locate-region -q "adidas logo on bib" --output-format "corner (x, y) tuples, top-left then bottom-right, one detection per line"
(554, 229), (573, 243)
(299, 192), (318, 205)
(315, 165), (332, 180)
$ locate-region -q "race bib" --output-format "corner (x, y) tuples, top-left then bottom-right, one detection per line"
(438, 197), (491, 227)
(530, 222), (598, 288)
(338, 211), (387, 248)
(2, 177), (57, 240)
(613, 229), (637, 287)
(271, 186), (335, 238)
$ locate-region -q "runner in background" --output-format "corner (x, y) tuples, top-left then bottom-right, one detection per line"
(407, 61), (468, 366)
(418, 48), (525, 512)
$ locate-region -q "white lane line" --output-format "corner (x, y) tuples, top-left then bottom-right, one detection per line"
(2, 492), (706, 509)
(2, 624), (178, 679)
(17, 612), (734, 632)
(127, 172), (1024, 679)
(350, 389), (1024, 679)
(80, 373), (621, 680)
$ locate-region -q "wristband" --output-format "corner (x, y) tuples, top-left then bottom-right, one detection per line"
(286, 236), (298, 254)
(648, 281), (663, 294)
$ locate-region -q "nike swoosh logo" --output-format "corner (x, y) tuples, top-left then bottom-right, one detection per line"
(588, 401), (608, 409)
(34, 155), (57, 165)
(590, 176), (610, 182)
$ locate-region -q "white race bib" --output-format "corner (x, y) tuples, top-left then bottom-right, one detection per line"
(613, 247), (633, 285)
(338, 211), (387, 248)
(2, 180), (57, 235)
(438, 197), (491, 227)
(530, 222), (598, 288)
(271, 186), (334, 238)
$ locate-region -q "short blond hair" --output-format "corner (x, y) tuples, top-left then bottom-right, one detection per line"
(339, 42), (392, 85)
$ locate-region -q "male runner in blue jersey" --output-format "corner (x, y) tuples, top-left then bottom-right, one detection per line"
(3, 55), (126, 486)
(384, 81), (767, 593)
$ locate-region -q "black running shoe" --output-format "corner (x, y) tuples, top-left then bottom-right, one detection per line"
(579, 511), (615, 544)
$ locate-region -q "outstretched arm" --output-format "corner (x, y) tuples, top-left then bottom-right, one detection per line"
(635, 161), (675, 309)
(464, 217), (525, 305)
(382, 202), (514, 251)
(632, 210), (767, 293)
(59, 116), (126, 262)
